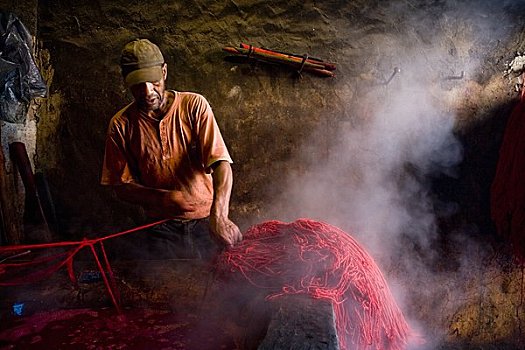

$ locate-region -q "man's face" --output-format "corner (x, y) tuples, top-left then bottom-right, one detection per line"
(130, 80), (165, 112)
(129, 64), (167, 113)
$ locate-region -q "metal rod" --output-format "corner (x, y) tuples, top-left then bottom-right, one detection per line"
(0, 250), (31, 263)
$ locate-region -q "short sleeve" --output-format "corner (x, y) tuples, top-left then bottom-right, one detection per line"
(193, 95), (233, 172)
(100, 115), (137, 185)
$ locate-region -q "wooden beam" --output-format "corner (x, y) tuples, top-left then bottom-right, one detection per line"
(0, 122), (24, 244)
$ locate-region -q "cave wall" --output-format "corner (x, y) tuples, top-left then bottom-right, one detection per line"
(0, 0), (40, 244)
(24, 0), (523, 234)
(25, 0), (524, 235)
(2, 0), (525, 348)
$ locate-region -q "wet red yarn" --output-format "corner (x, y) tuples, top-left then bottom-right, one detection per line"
(216, 219), (411, 350)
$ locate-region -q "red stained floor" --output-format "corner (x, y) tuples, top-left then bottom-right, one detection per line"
(0, 307), (237, 350)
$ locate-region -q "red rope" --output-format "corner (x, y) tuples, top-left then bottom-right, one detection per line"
(0, 219), (168, 253)
(89, 242), (121, 313)
(0, 246), (83, 286)
(0, 219), (169, 311)
(216, 219), (413, 350)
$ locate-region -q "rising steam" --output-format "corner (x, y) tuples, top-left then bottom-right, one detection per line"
(263, 0), (520, 347)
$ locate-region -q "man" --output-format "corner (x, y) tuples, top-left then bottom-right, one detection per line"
(101, 38), (242, 260)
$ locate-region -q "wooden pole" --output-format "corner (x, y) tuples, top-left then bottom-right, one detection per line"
(9, 141), (53, 242)
(0, 122), (24, 244)
(223, 45), (336, 77)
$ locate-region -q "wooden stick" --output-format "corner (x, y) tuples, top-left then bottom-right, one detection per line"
(223, 46), (335, 77)
(0, 123), (24, 244)
(9, 142), (53, 242)
(239, 43), (336, 71)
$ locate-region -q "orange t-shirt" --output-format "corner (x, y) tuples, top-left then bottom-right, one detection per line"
(101, 91), (233, 219)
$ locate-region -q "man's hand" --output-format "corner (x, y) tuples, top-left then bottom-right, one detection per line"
(210, 215), (243, 247)
(209, 161), (242, 247)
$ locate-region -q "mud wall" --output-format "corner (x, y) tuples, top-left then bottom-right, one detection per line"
(2, 0), (525, 348)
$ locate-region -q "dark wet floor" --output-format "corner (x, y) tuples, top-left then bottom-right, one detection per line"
(0, 307), (237, 350)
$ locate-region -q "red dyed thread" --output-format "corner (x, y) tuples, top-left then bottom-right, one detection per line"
(0, 219), (168, 312)
(216, 219), (412, 350)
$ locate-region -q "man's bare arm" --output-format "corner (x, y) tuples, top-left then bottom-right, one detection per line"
(209, 161), (243, 246)
(114, 183), (166, 207)
(113, 183), (203, 217)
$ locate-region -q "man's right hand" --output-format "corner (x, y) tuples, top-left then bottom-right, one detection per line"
(209, 215), (243, 247)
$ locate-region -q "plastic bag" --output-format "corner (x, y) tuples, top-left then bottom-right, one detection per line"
(0, 12), (47, 124)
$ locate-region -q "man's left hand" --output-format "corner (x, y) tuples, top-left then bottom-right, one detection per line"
(210, 215), (243, 247)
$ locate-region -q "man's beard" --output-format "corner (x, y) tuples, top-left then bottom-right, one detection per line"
(138, 91), (163, 112)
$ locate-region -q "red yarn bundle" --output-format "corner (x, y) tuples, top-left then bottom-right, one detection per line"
(491, 87), (525, 264)
(216, 219), (411, 350)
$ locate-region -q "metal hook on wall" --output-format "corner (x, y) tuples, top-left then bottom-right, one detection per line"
(383, 67), (401, 85)
(444, 70), (465, 80)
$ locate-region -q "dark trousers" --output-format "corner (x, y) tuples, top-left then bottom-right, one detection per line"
(145, 217), (219, 261)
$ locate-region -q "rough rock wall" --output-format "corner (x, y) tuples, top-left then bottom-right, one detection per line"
(32, 0), (525, 231)
(0, 0), (40, 243)
(3, 0), (525, 348)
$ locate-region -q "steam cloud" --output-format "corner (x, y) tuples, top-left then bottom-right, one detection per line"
(269, 53), (464, 261)
(263, 0), (521, 348)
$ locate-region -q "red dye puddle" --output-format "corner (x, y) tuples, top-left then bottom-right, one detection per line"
(0, 308), (236, 349)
